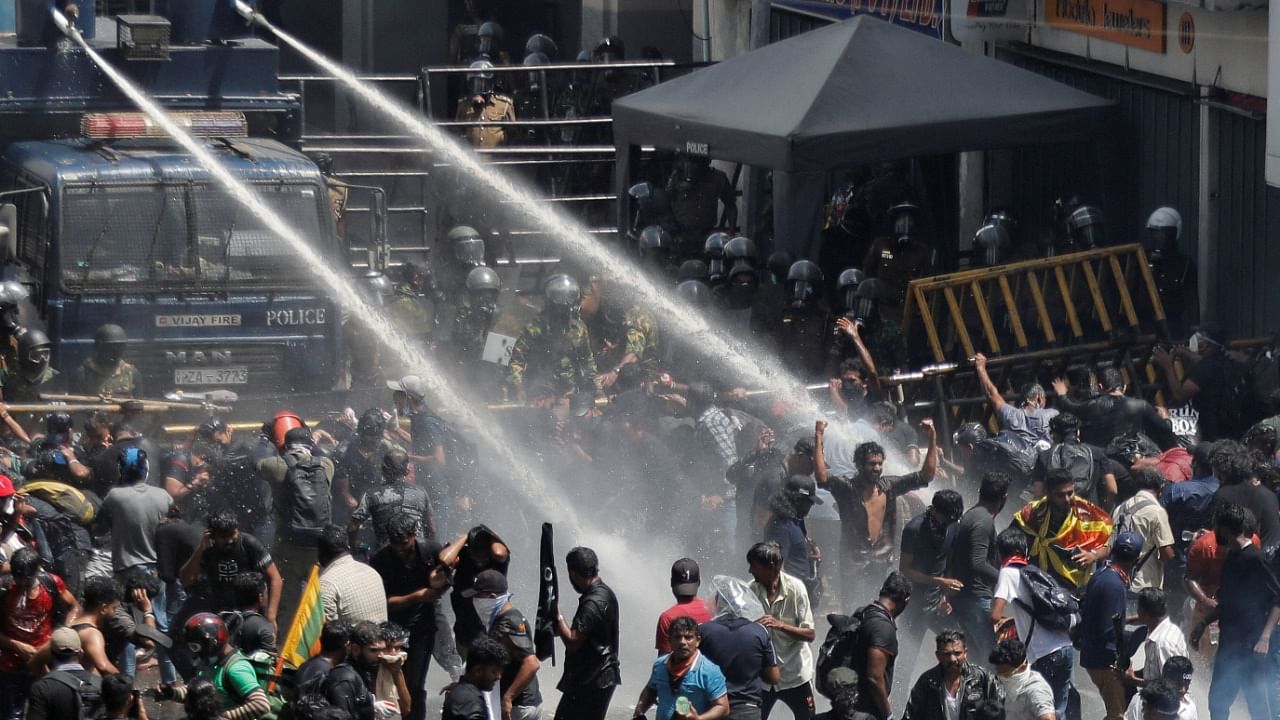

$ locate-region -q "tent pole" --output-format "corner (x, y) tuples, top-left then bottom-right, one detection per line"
(701, 0), (713, 60)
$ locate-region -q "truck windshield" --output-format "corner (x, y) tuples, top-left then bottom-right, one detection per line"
(60, 182), (329, 292)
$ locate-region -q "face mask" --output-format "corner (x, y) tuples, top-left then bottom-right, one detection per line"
(1188, 334), (1200, 354)
(841, 379), (864, 400)
(472, 593), (510, 628)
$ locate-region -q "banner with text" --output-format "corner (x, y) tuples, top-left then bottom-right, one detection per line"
(772, 0), (947, 40)
(1044, 0), (1167, 53)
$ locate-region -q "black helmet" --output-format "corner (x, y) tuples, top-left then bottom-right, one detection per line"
(0, 281), (28, 309)
(983, 207), (1017, 233)
(1145, 206), (1182, 258)
(888, 201), (921, 241)
(594, 35), (625, 62)
(724, 236), (758, 268)
(676, 279), (712, 307)
(477, 21), (504, 57)
(356, 408), (388, 439)
(382, 449), (410, 480)
(1067, 206), (1105, 249)
(704, 232), (731, 283)
(676, 259), (710, 283)
(785, 260), (823, 308)
(17, 327), (51, 376)
(766, 251), (793, 285)
(638, 226), (672, 262)
(448, 225), (485, 268)
(953, 422), (989, 448)
(543, 273), (580, 307)
(973, 223), (1012, 267)
(95, 323), (128, 346)
(523, 51), (549, 90)
(852, 278), (886, 323)
(465, 266), (501, 293)
(466, 60), (495, 96)
(45, 411), (73, 437)
(837, 268), (865, 311)
(184, 613), (227, 661)
(525, 32), (558, 60)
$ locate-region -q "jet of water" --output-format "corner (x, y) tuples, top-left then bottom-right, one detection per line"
(58, 13), (573, 525)
(238, 4), (826, 417)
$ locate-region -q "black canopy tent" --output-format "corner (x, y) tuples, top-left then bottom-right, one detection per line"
(612, 15), (1116, 258)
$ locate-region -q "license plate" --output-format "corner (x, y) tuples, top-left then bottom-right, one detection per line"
(174, 367), (248, 385)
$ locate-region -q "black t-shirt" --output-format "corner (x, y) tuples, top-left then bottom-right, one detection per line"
(1214, 482), (1280, 548)
(236, 611), (278, 655)
(442, 679), (490, 720)
(1189, 354), (1252, 441)
(294, 655), (333, 696)
(451, 548), (511, 648)
(1217, 543), (1280, 651)
(558, 579), (621, 692)
(492, 607), (541, 707)
(25, 666), (102, 720)
(698, 617), (777, 706)
(198, 533), (272, 604)
(370, 538), (444, 629)
(900, 512), (956, 606)
(950, 508), (999, 600)
(156, 520), (202, 583)
(852, 603), (898, 713)
(325, 663), (376, 720)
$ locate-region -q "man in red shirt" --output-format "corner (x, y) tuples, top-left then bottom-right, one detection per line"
(656, 558), (712, 654)
(0, 546), (79, 720)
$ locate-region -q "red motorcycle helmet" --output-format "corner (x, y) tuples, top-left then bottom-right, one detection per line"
(184, 612), (227, 659)
(270, 410), (305, 450)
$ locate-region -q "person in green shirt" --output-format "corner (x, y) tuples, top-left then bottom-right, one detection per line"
(168, 613), (270, 720)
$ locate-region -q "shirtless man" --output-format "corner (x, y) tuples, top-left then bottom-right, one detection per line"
(816, 418), (938, 606)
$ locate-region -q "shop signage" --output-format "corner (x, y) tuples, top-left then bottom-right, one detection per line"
(1176, 11), (1194, 54)
(771, 0), (947, 40)
(1044, 0), (1167, 53)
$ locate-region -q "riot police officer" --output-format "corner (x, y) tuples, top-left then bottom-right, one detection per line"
(765, 251), (793, 287)
(703, 231), (732, 287)
(582, 277), (660, 388)
(636, 225), (675, 277)
(835, 267), (866, 315)
(1066, 205), (1106, 249)
(476, 21), (509, 65)
(1144, 206), (1198, 338)
(513, 52), (551, 144)
(72, 324), (142, 398)
(524, 32), (558, 60)
(676, 259), (710, 284)
(862, 200), (932, 309)
(973, 222), (1013, 267)
(450, 266), (506, 397)
(456, 60), (516, 149)
(385, 262), (435, 348)
(507, 274), (600, 399)
(0, 328), (60, 401)
(668, 158), (737, 257)
(773, 260), (830, 379)
(627, 181), (676, 239)
(0, 281), (28, 371)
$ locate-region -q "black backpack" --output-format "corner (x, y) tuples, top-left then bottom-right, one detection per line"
(1011, 562), (1078, 635)
(282, 453), (331, 542)
(46, 670), (104, 720)
(973, 432), (1037, 476)
(1047, 443), (1094, 493)
(816, 608), (866, 699)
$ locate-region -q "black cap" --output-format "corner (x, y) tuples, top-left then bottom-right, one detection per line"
(461, 569), (508, 598)
(283, 427), (313, 448)
(197, 416), (228, 440)
(670, 558), (700, 595)
(785, 475), (824, 505)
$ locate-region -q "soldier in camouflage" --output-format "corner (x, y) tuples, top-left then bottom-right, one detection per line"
(0, 328), (60, 402)
(72, 323), (142, 398)
(581, 276), (660, 388)
(507, 274), (600, 399)
(450, 266), (501, 364)
(384, 262), (435, 343)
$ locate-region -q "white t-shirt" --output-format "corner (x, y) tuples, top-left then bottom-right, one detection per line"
(994, 565), (1073, 664)
(1142, 616), (1189, 680)
(1124, 693), (1198, 720)
(1000, 666), (1056, 720)
(943, 682), (962, 720)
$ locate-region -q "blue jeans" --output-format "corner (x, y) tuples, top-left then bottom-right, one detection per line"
(1208, 644), (1270, 720)
(952, 594), (994, 664)
(118, 564), (178, 685)
(1033, 645), (1075, 720)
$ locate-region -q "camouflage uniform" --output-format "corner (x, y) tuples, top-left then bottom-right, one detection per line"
(385, 283), (435, 338)
(455, 94), (516, 148)
(72, 357), (142, 398)
(621, 305), (661, 376)
(507, 316), (600, 396)
(450, 298), (492, 363)
(0, 365), (60, 402)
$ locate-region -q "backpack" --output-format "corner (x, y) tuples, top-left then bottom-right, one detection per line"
(282, 453), (331, 543)
(1011, 562), (1078, 634)
(1046, 443), (1094, 493)
(973, 432), (1037, 477)
(21, 481), (101, 526)
(816, 608), (867, 699)
(46, 670), (104, 720)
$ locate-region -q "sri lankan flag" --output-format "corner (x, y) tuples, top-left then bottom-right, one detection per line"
(1014, 497), (1113, 590)
(276, 564), (324, 672)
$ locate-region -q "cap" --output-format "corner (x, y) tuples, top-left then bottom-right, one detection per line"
(284, 427), (314, 448)
(1111, 531), (1144, 562)
(670, 558), (700, 595)
(461, 569), (509, 598)
(825, 667), (860, 693)
(0, 474), (14, 498)
(387, 375), (427, 401)
(785, 474), (824, 505)
(792, 438), (815, 458)
(50, 626), (81, 656)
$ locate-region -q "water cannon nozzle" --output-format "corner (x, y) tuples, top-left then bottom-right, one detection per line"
(50, 6), (77, 37)
(233, 0), (258, 22)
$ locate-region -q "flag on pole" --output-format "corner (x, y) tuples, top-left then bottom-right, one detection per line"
(276, 563), (324, 673)
(534, 522), (559, 665)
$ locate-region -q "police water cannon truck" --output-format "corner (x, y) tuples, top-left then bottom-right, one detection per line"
(0, 0), (388, 399)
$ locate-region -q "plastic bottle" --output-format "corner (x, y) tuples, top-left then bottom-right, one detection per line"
(675, 696), (691, 716)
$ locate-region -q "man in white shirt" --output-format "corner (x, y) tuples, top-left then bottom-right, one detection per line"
(1124, 588), (1187, 690)
(1110, 468), (1175, 601)
(1124, 657), (1198, 720)
(990, 637), (1055, 720)
(990, 528), (1074, 720)
(748, 541), (816, 720)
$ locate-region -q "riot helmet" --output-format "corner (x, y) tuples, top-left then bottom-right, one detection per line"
(477, 21), (504, 59)
(1067, 205), (1105, 249)
(852, 278), (887, 325)
(525, 32), (558, 60)
(543, 273), (581, 328)
(983, 207), (1017, 234)
(448, 225), (486, 268)
(676, 279), (712, 307)
(16, 327), (51, 379)
(464, 266), (502, 321)
(638, 225), (672, 268)
(888, 201), (921, 243)
(594, 35), (625, 63)
(45, 411), (73, 437)
(785, 260), (823, 309)
(678, 154), (711, 184)
(270, 410), (305, 450)
(724, 236), (758, 272)
(628, 181), (673, 234)
(0, 282), (27, 334)
(704, 232), (731, 284)
(1145, 206), (1182, 259)
(360, 270), (394, 307)
(522, 51), (549, 92)
(184, 613), (227, 666)
(93, 323), (128, 367)
(677, 259), (710, 284)
(466, 60), (496, 98)
(836, 268), (866, 311)
(973, 223), (1013, 267)
(766, 251), (793, 285)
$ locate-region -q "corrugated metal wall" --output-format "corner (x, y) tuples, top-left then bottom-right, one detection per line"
(1210, 110), (1280, 338)
(769, 7), (829, 42)
(993, 51), (1200, 265)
